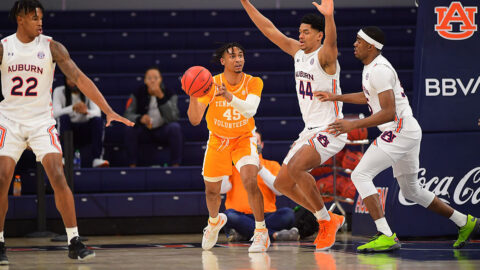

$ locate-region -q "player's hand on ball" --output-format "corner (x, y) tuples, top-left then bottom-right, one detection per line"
(214, 83), (233, 102)
(327, 119), (355, 136)
(314, 91), (336, 102)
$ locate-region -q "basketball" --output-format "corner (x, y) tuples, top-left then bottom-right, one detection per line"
(181, 66), (213, 98)
(347, 127), (368, 141)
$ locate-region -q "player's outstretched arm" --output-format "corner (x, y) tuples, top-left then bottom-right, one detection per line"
(313, 0), (338, 70)
(327, 90), (395, 135)
(240, 0), (299, 57)
(50, 40), (134, 127)
(187, 97), (207, 126)
(314, 91), (367, 104)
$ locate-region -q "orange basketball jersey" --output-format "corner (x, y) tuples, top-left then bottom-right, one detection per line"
(198, 73), (263, 138)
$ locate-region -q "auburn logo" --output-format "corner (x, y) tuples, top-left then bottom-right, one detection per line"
(435, 2), (477, 40)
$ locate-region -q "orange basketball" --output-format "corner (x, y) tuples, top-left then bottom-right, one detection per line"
(347, 127), (368, 141)
(181, 66), (213, 98)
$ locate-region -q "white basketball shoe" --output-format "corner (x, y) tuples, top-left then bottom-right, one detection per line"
(248, 228), (270, 253)
(202, 213), (227, 250)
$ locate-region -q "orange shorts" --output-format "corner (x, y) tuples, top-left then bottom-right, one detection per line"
(202, 132), (259, 182)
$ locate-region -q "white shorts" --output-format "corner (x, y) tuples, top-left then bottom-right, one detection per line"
(372, 117), (422, 177)
(283, 127), (347, 165)
(0, 114), (61, 163)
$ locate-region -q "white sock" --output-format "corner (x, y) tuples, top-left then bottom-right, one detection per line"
(255, 220), (266, 230)
(314, 207), (330, 221)
(374, 218), (393, 237)
(66, 227), (79, 245)
(0, 231), (4, 242)
(450, 210), (467, 227)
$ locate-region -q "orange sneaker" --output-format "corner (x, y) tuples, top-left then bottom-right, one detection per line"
(314, 212), (345, 251)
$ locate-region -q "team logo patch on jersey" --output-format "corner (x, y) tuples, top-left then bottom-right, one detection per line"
(316, 134), (330, 147)
(310, 58), (314, 65)
(380, 131), (396, 143)
(435, 1), (478, 40)
(37, 51), (45, 59)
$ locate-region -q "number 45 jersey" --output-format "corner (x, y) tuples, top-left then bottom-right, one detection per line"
(0, 34), (56, 126)
(198, 73), (262, 138)
(294, 47), (343, 130)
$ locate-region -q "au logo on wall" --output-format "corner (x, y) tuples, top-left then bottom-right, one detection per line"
(434, 1), (478, 40)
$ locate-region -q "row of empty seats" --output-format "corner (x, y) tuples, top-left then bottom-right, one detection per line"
(0, 8), (417, 30)
(66, 47), (414, 74)
(0, 26), (415, 51)
(7, 192), (296, 219)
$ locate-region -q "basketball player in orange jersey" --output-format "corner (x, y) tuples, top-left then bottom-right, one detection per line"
(0, 0), (134, 264)
(240, 0), (346, 250)
(187, 42), (269, 252)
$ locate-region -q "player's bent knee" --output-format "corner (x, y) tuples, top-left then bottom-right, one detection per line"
(351, 169), (378, 199)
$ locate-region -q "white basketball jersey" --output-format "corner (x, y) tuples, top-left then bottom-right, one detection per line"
(294, 47), (343, 129)
(0, 34), (56, 126)
(361, 54), (413, 132)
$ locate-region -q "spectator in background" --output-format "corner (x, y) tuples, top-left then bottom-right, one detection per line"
(124, 67), (183, 167)
(53, 77), (109, 168)
(221, 131), (299, 242)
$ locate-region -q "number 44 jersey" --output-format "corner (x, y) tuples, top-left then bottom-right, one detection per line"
(0, 34), (56, 126)
(294, 47), (343, 130)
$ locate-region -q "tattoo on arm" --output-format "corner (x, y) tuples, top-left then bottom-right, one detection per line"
(50, 40), (81, 83)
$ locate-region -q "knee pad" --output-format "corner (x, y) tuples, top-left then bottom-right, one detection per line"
(397, 174), (435, 208)
(351, 169), (378, 199)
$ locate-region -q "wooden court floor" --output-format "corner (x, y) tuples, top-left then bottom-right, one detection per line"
(2, 233), (480, 269)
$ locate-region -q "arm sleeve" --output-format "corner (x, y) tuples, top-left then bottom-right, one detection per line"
(229, 94), (261, 119)
(370, 65), (396, 94)
(227, 76), (263, 119)
(52, 86), (73, 118)
(220, 176), (232, 194)
(258, 167), (282, 196)
(86, 98), (101, 119)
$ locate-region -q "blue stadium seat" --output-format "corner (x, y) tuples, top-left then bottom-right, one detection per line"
(40, 26), (415, 52)
(68, 48), (412, 74)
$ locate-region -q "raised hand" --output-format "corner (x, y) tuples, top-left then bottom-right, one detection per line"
(312, 0), (334, 17)
(314, 91), (337, 102)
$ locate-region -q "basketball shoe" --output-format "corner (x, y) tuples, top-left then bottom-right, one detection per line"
(248, 228), (270, 253)
(357, 232), (401, 252)
(68, 236), (95, 260)
(0, 242), (8, 265)
(202, 213), (227, 250)
(454, 214), (480, 249)
(315, 211), (345, 250)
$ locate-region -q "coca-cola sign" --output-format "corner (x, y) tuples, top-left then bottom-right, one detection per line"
(399, 167), (480, 206)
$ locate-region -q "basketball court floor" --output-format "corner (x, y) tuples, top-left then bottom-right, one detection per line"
(3, 233), (479, 269)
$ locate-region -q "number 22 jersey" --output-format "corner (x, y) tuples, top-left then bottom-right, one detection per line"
(0, 34), (56, 126)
